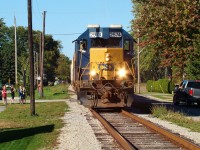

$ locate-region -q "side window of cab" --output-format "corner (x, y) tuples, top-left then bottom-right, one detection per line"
(124, 40), (130, 51)
(80, 40), (87, 52)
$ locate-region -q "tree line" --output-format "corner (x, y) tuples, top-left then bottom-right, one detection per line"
(131, 0), (199, 83)
(0, 18), (71, 87)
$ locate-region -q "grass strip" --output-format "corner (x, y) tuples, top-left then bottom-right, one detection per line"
(151, 105), (200, 132)
(0, 102), (68, 150)
(35, 84), (70, 100)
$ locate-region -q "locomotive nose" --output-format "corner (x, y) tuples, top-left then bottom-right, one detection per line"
(90, 48), (124, 80)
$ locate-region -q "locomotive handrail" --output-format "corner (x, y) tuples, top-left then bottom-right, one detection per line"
(79, 62), (90, 81)
(125, 61), (135, 80)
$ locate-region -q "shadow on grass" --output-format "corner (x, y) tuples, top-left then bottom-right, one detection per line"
(0, 124), (54, 143)
(53, 92), (65, 95)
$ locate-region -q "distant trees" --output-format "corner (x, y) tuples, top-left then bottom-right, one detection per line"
(131, 0), (200, 82)
(43, 35), (61, 83)
(0, 18), (71, 86)
(55, 54), (71, 82)
(0, 19), (15, 84)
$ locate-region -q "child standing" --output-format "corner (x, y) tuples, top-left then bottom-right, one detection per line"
(18, 86), (22, 104)
(10, 85), (15, 104)
(2, 86), (7, 105)
(21, 86), (26, 104)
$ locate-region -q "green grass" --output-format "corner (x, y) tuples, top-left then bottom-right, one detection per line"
(0, 102), (68, 150)
(151, 105), (200, 132)
(35, 84), (70, 100)
(1, 84), (70, 101)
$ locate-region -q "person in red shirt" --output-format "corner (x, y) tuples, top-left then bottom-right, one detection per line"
(38, 83), (41, 97)
(2, 85), (7, 105)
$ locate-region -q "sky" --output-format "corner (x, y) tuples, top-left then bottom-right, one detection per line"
(0, 0), (133, 60)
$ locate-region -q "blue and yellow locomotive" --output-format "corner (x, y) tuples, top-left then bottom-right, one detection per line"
(71, 24), (135, 107)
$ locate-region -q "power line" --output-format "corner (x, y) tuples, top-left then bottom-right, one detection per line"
(51, 33), (82, 35)
(35, 0), (41, 14)
(33, 0), (42, 30)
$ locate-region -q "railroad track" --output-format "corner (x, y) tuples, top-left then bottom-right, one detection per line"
(90, 108), (200, 150)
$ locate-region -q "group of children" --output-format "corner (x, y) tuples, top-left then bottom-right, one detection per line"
(1, 85), (26, 105)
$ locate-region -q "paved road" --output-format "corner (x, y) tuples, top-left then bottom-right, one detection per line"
(134, 94), (200, 121)
(0, 105), (5, 112)
(0, 99), (68, 113)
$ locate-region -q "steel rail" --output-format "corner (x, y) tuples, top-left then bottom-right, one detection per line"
(90, 108), (136, 150)
(122, 109), (200, 150)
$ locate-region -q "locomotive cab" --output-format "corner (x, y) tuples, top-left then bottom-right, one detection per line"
(71, 24), (135, 108)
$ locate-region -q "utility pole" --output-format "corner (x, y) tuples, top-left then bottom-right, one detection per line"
(36, 51), (39, 85)
(40, 11), (46, 98)
(38, 32), (42, 97)
(14, 16), (18, 85)
(137, 30), (140, 94)
(28, 0), (35, 115)
(34, 51), (37, 85)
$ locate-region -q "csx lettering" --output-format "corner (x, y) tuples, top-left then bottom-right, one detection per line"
(98, 64), (113, 71)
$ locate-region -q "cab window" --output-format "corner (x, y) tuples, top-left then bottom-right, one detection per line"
(91, 38), (120, 48)
(124, 40), (130, 51)
(80, 40), (87, 51)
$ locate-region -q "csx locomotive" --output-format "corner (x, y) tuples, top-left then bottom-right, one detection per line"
(71, 24), (135, 107)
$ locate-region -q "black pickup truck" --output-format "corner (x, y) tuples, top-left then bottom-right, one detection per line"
(173, 80), (200, 106)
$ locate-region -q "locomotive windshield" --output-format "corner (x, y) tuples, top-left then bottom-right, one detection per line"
(91, 38), (121, 48)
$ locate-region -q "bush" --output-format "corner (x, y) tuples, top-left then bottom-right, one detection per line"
(168, 81), (175, 94)
(146, 79), (175, 93)
(146, 80), (154, 92)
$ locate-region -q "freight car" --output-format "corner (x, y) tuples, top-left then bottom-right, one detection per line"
(71, 24), (135, 107)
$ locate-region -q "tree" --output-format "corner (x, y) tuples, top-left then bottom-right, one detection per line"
(0, 18), (65, 87)
(43, 35), (61, 84)
(131, 0), (200, 82)
(185, 33), (200, 79)
(0, 19), (15, 84)
(55, 54), (71, 82)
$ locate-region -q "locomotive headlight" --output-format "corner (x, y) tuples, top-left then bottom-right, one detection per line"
(118, 68), (126, 77)
(90, 70), (96, 76)
(105, 57), (110, 61)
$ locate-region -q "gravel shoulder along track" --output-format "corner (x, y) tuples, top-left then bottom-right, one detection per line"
(54, 86), (121, 150)
(54, 98), (102, 150)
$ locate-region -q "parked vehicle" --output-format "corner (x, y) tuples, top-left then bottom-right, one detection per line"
(173, 80), (200, 106)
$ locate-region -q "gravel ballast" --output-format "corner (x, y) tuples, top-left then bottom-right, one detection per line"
(55, 99), (102, 150)
(137, 114), (200, 146)
(55, 86), (200, 149)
